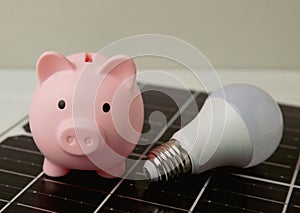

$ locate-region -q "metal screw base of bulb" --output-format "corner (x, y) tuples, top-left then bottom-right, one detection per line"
(144, 139), (192, 181)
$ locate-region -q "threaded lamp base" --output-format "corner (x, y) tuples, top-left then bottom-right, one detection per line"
(143, 139), (192, 181)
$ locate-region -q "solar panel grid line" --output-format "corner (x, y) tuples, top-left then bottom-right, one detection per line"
(28, 188), (98, 207)
(285, 127), (300, 134)
(0, 200), (8, 206)
(0, 168), (36, 179)
(188, 174), (212, 212)
(110, 194), (190, 213)
(231, 173), (291, 188)
(0, 144), (42, 156)
(200, 199), (262, 213)
(0, 156), (41, 168)
(13, 203), (57, 213)
(2, 136), (39, 153)
(93, 91), (200, 212)
(261, 161), (291, 169)
(0, 171), (44, 212)
(217, 188), (286, 205)
(281, 152), (300, 213)
(294, 204), (300, 208)
(279, 144), (298, 150)
(0, 183), (31, 192)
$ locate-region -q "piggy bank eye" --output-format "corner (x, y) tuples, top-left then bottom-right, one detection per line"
(58, 100), (66, 110)
(102, 103), (110, 113)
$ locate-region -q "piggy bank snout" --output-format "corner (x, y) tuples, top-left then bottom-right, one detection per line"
(57, 120), (103, 156)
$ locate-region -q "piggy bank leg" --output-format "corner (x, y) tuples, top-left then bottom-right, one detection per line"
(43, 158), (70, 177)
(96, 161), (126, 178)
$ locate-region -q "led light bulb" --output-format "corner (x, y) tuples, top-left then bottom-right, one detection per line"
(143, 84), (283, 181)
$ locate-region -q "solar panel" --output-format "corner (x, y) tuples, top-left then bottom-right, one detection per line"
(0, 84), (299, 212)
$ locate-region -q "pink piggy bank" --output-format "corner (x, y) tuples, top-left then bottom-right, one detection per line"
(29, 51), (144, 178)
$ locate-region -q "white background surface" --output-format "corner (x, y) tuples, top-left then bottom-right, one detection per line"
(1, 1), (300, 69)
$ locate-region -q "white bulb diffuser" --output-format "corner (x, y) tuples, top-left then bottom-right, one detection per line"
(143, 84), (284, 181)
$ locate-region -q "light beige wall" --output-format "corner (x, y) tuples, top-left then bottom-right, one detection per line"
(0, 0), (299, 69)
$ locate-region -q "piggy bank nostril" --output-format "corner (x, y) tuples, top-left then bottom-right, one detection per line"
(67, 136), (75, 145)
(84, 137), (93, 146)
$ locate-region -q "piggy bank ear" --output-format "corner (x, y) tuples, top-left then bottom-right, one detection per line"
(37, 51), (75, 83)
(100, 55), (136, 87)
